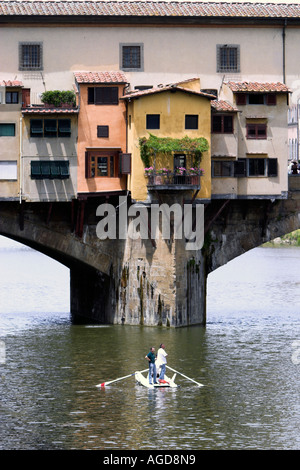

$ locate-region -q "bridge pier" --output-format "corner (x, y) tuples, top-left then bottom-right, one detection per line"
(115, 235), (207, 327)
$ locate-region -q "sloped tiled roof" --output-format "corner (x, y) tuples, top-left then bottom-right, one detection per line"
(1, 2), (300, 20)
(122, 84), (216, 100)
(226, 81), (292, 93)
(22, 106), (78, 114)
(74, 71), (128, 84)
(1, 80), (23, 87)
(211, 100), (238, 112)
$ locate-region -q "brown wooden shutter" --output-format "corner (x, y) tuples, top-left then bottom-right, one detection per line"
(85, 151), (89, 178)
(236, 93), (246, 105)
(119, 153), (131, 174)
(22, 88), (30, 108)
(266, 94), (277, 106)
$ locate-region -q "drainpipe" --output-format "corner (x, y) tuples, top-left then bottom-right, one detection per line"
(282, 19), (287, 84)
(19, 116), (23, 204)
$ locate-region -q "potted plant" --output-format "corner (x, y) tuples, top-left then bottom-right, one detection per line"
(144, 167), (154, 184)
(189, 167), (204, 184)
(41, 90), (76, 108)
(174, 166), (186, 184)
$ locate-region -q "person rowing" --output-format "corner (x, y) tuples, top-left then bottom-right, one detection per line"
(145, 346), (158, 385)
(156, 343), (168, 382)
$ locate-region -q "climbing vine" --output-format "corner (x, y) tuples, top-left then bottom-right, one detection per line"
(139, 134), (209, 168)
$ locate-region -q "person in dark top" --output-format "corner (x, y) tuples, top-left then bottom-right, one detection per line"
(145, 347), (157, 385)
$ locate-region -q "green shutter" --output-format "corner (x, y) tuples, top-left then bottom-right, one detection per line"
(58, 119), (71, 137)
(30, 120), (43, 137)
(40, 161), (51, 177)
(0, 123), (16, 136)
(60, 161), (70, 179)
(50, 161), (61, 179)
(31, 161), (42, 179)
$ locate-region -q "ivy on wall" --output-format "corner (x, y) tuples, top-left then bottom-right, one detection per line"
(139, 134), (209, 168)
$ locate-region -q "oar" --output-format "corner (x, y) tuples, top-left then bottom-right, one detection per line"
(166, 365), (204, 387)
(96, 368), (149, 388)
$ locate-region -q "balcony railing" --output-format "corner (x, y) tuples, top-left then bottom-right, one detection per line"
(146, 171), (201, 190)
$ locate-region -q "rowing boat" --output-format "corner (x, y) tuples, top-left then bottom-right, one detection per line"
(96, 365), (203, 388)
(135, 370), (178, 389)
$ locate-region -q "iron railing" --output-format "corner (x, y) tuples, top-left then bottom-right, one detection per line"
(146, 171), (201, 188)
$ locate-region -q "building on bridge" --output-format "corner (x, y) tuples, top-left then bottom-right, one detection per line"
(74, 71), (131, 201)
(0, 80), (24, 201)
(211, 81), (291, 200)
(121, 78), (214, 203)
(0, 1), (297, 205)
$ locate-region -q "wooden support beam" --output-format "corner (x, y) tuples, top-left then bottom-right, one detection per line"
(46, 203), (53, 225)
(204, 200), (230, 235)
(76, 200), (86, 238)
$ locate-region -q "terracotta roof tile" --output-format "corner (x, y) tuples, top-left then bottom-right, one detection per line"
(74, 71), (128, 84)
(226, 81), (292, 93)
(1, 2), (300, 20)
(1, 80), (23, 87)
(22, 106), (79, 114)
(122, 83), (215, 100)
(211, 100), (238, 112)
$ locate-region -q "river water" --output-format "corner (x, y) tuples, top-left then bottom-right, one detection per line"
(0, 237), (299, 451)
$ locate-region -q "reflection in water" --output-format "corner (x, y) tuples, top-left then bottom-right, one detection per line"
(0, 241), (299, 449)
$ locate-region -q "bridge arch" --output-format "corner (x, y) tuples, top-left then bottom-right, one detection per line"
(0, 201), (117, 324)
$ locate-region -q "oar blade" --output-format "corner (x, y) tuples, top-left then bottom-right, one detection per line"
(96, 368), (149, 388)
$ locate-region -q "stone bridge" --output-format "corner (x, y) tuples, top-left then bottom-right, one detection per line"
(0, 176), (300, 327)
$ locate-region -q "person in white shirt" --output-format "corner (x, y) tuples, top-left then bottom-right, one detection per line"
(157, 343), (168, 381)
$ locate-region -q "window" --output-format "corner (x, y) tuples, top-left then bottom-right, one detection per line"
(31, 160), (70, 179)
(88, 87), (119, 105)
(237, 93), (277, 106)
(217, 45), (240, 73)
(146, 114), (160, 129)
(85, 151), (119, 178)
(248, 94), (265, 105)
(248, 158), (266, 176)
(234, 158), (278, 177)
(58, 119), (71, 137)
(246, 123), (267, 139)
(97, 126), (109, 138)
(5, 91), (19, 104)
(212, 115), (233, 133)
(174, 154), (186, 169)
(185, 115), (198, 130)
(120, 44), (143, 71)
(0, 123), (15, 136)
(30, 119), (43, 137)
(0, 161), (17, 180)
(19, 42), (43, 71)
(30, 119), (71, 138)
(212, 160), (234, 177)
(44, 119), (57, 138)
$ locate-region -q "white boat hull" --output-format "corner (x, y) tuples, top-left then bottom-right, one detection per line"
(135, 371), (177, 389)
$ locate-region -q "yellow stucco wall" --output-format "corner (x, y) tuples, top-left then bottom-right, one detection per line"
(127, 90), (212, 202)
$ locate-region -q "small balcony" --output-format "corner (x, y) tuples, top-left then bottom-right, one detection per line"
(146, 170), (201, 190)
